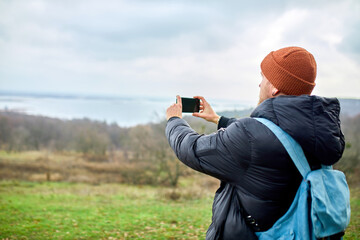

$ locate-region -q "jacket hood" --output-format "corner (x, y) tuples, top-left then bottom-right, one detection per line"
(251, 95), (345, 166)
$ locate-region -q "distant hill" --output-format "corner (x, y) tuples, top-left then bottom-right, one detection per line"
(216, 98), (360, 119)
(339, 98), (360, 117)
(217, 108), (254, 118)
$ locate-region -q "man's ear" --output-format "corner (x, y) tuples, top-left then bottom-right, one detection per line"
(272, 88), (280, 96)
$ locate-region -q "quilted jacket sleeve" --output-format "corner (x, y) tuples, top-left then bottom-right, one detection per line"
(217, 116), (237, 130)
(165, 117), (251, 183)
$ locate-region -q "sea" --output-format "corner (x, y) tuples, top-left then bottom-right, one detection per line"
(0, 92), (256, 127)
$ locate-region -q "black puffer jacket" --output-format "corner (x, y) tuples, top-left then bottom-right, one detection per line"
(165, 95), (345, 240)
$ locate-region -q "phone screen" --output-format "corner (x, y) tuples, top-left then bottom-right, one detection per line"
(178, 97), (200, 113)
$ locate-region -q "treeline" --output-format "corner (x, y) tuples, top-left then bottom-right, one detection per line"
(0, 111), (216, 155)
(335, 114), (360, 186)
(0, 112), (127, 154)
(0, 110), (359, 186)
(0, 111), (216, 186)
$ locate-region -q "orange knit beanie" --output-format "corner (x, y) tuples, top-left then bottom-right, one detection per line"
(260, 46), (317, 95)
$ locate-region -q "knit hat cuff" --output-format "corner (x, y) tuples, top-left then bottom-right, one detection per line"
(261, 52), (316, 95)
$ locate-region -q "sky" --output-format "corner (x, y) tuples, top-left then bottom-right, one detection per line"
(0, 0), (359, 103)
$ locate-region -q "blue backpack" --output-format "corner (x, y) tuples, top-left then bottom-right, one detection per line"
(254, 118), (351, 240)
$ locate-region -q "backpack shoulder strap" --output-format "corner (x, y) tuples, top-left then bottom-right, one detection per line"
(254, 118), (311, 178)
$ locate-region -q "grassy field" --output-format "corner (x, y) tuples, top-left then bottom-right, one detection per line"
(0, 181), (214, 240)
(345, 187), (360, 240)
(0, 181), (359, 240)
(0, 150), (359, 239)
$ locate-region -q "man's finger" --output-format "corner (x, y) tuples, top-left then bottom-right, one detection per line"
(194, 96), (207, 104)
(176, 95), (182, 105)
(192, 112), (201, 117)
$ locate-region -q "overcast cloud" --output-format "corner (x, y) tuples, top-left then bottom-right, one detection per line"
(0, 0), (359, 102)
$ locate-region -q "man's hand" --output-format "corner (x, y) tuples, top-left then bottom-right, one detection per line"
(192, 96), (220, 124)
(166, 95), (182, 121)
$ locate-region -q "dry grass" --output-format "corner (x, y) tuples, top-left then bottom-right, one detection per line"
(0, 150), (218, 189)
(0, 151), (137, 184)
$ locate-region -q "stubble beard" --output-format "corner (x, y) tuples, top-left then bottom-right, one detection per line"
(257, 93), (265, 106)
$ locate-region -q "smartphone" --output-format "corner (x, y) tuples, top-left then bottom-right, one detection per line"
(177, 97), (200, 113)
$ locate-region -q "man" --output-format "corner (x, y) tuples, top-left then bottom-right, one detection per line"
(165, 46), (345, 239)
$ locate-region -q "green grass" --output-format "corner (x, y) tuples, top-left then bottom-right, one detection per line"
(346, 188), (360, 240)
(0, 181), (213, 239)
(0, 181), (359, 240)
